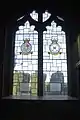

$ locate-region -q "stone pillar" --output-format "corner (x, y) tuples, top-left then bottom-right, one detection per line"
(66, 27), (79, 97)
(2, 25), (15, 97)
(0, 26), (5, 98)
(76, 34), (80, 99)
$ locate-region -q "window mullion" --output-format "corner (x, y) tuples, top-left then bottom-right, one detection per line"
(38, 12), (43, 96)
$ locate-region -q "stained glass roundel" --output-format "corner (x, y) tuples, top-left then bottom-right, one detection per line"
(21, 39), (32, 55)
(49, 41), (61, 55)
(48, 37), (61, 55)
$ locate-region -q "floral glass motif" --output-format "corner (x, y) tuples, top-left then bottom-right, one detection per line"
(21, 39), (33, 55)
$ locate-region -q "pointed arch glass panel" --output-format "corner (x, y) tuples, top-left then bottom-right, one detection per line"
(13, 20), (38, 96)
(43, 20), (67, 95)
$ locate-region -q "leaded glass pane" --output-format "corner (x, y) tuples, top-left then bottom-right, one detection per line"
(43, 21), (67, 95)
(30, 10), (38, 21)
(43, 11), (51, 22)
(13, 20), (38, 96)
(30, 10), (51, 22)
(13, 11), (68, 97)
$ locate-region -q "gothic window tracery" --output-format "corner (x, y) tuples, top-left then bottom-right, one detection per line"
(13, 10), (67, 96)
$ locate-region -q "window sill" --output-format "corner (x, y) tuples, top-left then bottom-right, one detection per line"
(2, 95), (77, 100)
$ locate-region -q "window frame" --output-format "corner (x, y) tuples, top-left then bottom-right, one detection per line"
(2, 10), (68, 97)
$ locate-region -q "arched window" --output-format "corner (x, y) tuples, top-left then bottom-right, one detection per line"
(13, 10), (67, 96)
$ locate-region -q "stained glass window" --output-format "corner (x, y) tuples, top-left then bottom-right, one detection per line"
(30, 10), (51, 22)
(43, 10), (51, 22)
(17, 15), (25, 21)
(43, 21), (67, 95)
(13, 10), (67, 96)
(13, 20), (38, 96)
(30, 10), (38, 21)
